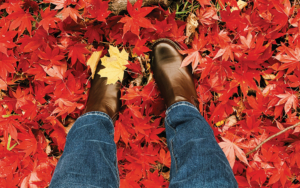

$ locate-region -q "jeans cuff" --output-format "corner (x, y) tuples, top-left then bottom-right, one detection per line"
(79, 111), (114, 126)
(166, 101), (198, 116)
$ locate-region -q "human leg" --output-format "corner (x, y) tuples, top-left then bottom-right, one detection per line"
(165, 101), (237, 188)
(152, 39), (237, 188)
(49, 112), (119, 188)
(50, 64), (121, 188)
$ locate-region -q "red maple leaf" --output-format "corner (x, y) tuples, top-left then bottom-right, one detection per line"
(197, 6), (219, 26)
(276, 91), (298, 113)
(38, 7), (60, 33)
(197, 0), (211, 8)
(0, 23), (17, 55)
(84, 24), (104, 43)
(275, 43), (300, 74)
(119, 0), (155, 37)
(179, 33), (207, 71)
(6, 9), (35, 35)
(158, 149), (171, 168)
(127, 105), (143, 118)
(85, 0), (111, 22)
(114, 113), (133, 146)
(132, 39), (151, 56)
(168, 22), (187, 43)
(18, 28), (49, 52)
(142, 170), (168, 187)
(38, 45), (65, 67)
(57, 7), (82, 23)
(67, 43), (90, 66)
(45, 0), (69, 10)
(0, 78), (7, 90)
(41, 64), (67, 80)
(12, 86), (29, 109)
(219, 137), (249, 168)
(52, 98), (84, 117)
(232, 66), (260, 96)
(0, 53), (16, 80)
(15, 129), (37, 158)
(125, 60), (142, 78)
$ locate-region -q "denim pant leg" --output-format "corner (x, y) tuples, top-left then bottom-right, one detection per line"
(50, 112), (119, 188)
(165, 102), (238, 188)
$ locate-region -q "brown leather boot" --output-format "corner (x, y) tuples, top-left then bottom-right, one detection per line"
(84, 63), (121, 122)
(151, 39), (198, 108)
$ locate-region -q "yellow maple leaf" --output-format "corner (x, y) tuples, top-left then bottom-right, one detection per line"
(87, 51), (102, 79)
(98, 45), (129, 84)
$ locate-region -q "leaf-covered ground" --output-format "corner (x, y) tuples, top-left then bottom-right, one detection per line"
(1, 0), (300, 187)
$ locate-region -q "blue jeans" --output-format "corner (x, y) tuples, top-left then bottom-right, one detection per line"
(50, 102), (237, 188)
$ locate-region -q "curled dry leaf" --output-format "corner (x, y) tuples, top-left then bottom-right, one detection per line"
(87, 51), (102, 79)
(185, 13), (198, 44)
(223, 115), (237, 132)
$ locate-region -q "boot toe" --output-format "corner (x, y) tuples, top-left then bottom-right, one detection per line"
(153, 42), (183, 64)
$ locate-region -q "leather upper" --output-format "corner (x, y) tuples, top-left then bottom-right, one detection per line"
(152, 41), (198, 108)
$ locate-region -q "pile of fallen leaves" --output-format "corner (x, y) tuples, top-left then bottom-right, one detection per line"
(0, 0), (300, 187)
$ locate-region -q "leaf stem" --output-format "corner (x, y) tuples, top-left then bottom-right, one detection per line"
(246, 121), (300, 156)
(7, 134), (18, 151)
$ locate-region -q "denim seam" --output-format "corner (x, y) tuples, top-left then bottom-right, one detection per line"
(165, 117), (176, 132)
(51, 182), (108, 188)
(169, 138), (178, 173)
(166, 102), (198, 116)
(165, 119), (178, 173)
(78, 111), (114, 126)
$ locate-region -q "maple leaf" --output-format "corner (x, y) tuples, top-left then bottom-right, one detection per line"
(276, 91), (298, 113)
(219, 137), (249, 168)
(68, 43), (90, 66)
(114, 114), (132, 146)
(87, 50), (102, 79)
(17, 28), (49, 53)
(0, 24), (17, 55)
(0, 53), (16, 80)
(26, 64), (47, 80)
(159, 149), (171, 168)
(213, 44), (236, 62)
(0, 0), (23, 14)
(98, 45), (129, 84)
(84, 24), (104, 43)
(38, 7), (60, 33)
(85, 0), (111, 22)
(119, 0), (155, 37)
(6, 9), (35, 35)
(45, 0), (67, 10)
(168, 22), (187, 43)
(38, 45), (65, 67)
(275, 43), (300, 74)
(15, 130), (37, 158)
(125, 60), (142, 78)
(0, 149), (19, 179)
(153, 19), (172, 38)
(197, 0), (211, 8)
(12, 86), (29, 109)
(142, 170), (168, 187)
(57, 7), (82, 23)
(0, 78), (7, 90)
(197, 7), (219, 26)
(52, 98), (84, 117)
(240, 32), (254, 49)
(132, 39), (151, 56)
(41, 64), (67, 80)
(232, 66), (260, 96)
(179, 33), (207, 71)
(21, 101), (38, 120)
